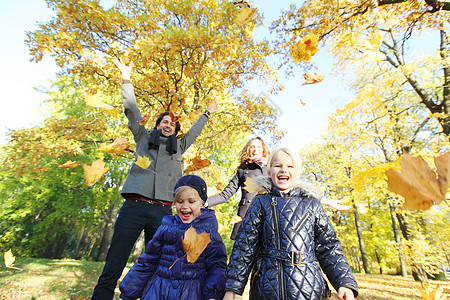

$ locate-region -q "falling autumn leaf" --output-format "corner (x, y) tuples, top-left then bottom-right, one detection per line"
(235, 7), (257, 25)
(182, 226), (211, 263)
(290, 33), (319, 63)
(215, 182), (224, 191)
(299, 99), (306, 106)
(135, 155), (152, 169)
(386, 152), (450, 210)
(187, 155), (211, 172)
(414, 283), (445, 300)
(242, 177), (263, 194)
(58, 160), (79, 169)
(138, 114), (150, 126)
(98, 138), (129, 155)
(82, 159), (110, 187)
(168, 111), (182, 123)
(231, 215), (242, 224)
(303, 72), (325, 85)
(4, 249), (22, 270)
(85, 94), (114, 110)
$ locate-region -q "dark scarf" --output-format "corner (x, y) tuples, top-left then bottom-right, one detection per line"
(148, 129), (178, 155)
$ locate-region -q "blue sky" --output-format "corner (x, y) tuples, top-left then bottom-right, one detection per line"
(0, 0), (353, 150)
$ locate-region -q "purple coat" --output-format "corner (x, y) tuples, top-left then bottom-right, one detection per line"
(119, 208), (227, 300)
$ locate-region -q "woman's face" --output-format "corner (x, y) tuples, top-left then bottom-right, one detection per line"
(247, 139), (263, 161)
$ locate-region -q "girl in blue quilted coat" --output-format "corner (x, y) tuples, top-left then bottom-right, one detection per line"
(223, 148), (358, 300)
(119, 175), (227, 300)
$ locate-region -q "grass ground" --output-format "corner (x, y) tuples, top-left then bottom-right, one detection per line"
(0, 256), (449, 299)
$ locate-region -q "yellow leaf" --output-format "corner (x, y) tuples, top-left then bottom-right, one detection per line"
(82, 159), (109, 187)
(85, 94), (114, 110)
(290, 33), (319, 63)
(235, 7), (257, 25)
(182, 227), (211, 263)
(386, 152), (449, 210)
(242, 177), (262, 194)
(4, 249), (15, 268)
(135, 155), (152, 169)
(187, 155), (211, 172)
(98, 138), (129, 155)
(58, 160), (79, 169)
(414, 283), (444, 300)
(231, 215), (242, 224)
(303, 72), (325, 85)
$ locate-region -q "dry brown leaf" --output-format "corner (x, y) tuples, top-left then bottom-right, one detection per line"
(82, 159), (109, 187)
(182, 226), (211, 263)
(58, 160), (79, 169)
(233, 0), (250, 8)
(168, 111), (182, 123)
(386, 152), (449, 210)
(303, 72), (325, 85)
(138, 114), (150, 126)
(98, 138), (129, 155)
(187, 155), (211, 172)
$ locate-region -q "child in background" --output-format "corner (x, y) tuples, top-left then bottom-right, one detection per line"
(223, 148), (358, 300)
(120, 175), (227, 300)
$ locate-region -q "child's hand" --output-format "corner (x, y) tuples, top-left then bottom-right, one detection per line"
(337, 287), (354, 300)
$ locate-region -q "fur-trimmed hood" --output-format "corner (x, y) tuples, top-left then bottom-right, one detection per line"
(252, 176), (323, 200)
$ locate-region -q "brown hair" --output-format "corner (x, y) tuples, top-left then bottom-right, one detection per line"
(237, 137), (269, 169)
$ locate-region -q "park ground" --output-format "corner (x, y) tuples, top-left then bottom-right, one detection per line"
(0, 256), (449, 299)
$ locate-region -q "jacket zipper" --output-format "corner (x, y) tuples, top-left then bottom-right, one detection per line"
(295, 212), (311, 233)
(271, 196), (286, 300)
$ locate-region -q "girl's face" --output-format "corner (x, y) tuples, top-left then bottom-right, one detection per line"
(269, 151), (300, 192)
(175, 189), (202, 224)
(247, 139), (263, 161)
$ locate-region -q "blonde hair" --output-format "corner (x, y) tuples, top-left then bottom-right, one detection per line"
(238, 137), (269, 169)
(173, 186), (203, 204)
(267, 147), (302, 172)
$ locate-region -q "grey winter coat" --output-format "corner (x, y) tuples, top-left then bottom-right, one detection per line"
(225, 182), (358, 299)
(120, 83), (208, 201)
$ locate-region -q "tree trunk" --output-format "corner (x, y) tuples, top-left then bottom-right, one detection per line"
(389, 203), (407, 276)
(132, 231), (145, 263)
(75, 222), (91, 260)
(375, 248), (383, 274)
(353, 201), (370, 274)
(88, 221), (105, 261)
(96, 198), (121, 261)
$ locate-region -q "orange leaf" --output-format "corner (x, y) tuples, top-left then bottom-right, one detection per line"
(82, 159), (109, 187)
(98, 138), (129, 155)
(85, 94), (114, 110)
(138, 114), (150, 126)
(135, 155), (152, 169)
(168, 111), (182, 123)
(386, 152), (449, 210)
(233, 0), (250, 8)
(182, 227), (211, 263)
(58, 160), (79, 169)
(215, 182), (224, 191)
(303, 72), (325, 85)
(187, 155), (211, 172)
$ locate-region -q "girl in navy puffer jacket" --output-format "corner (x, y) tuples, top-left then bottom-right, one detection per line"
(120, 175), (227, 300)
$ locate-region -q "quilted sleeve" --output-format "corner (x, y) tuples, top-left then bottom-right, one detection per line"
(203, 231), (228, 300)
(119, 226), (165, 299)
(314, 204), (358, 297)
(225, 196), (264, 294)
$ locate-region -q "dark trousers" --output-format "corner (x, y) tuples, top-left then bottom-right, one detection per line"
(92, 198), (172, 299)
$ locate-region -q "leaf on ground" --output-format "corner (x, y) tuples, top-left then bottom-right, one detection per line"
(82, 159), (109, 187)
(58, 160), (79, 169)
(85, 94), (114, 110)
(386, 152), (449, 210)
(187, 155), (211, 172)
(135, 155), (152, 169)
(182, 227), (211, 263)
(303, 72), (325, 85)
(98, 138), (129, 155)
(414, 283), (444, 300)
